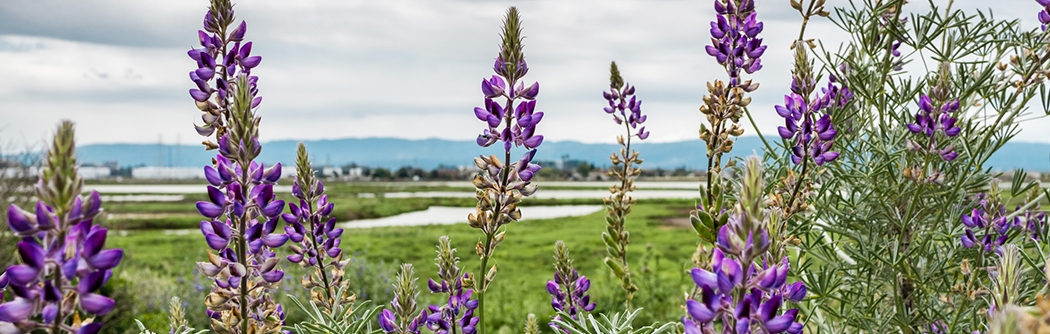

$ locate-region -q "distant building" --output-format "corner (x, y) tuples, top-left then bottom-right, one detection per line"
(80, 167), (112, 180)
(131, 166), (201, 179)
(344, 167), (364, 179)
(0, 167), (41, 178)
(321, 166), (341, 178)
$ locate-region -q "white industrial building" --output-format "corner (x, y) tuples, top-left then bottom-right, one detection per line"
(131, 166), (202, 179)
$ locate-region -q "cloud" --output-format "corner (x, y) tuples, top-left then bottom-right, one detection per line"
(0, 0), (1048, 150)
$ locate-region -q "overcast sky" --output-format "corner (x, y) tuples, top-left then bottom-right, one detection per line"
(1, 0), (1048, 149)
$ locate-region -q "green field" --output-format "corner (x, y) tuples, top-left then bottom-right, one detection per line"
(51, 180), (1050, 333)
(101, 193), (701, 333)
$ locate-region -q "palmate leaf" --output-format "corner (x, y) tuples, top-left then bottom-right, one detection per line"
(286, 285), (383, 334)
(549, 309), (678, 334)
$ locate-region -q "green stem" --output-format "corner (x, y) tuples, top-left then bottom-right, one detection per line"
(785, 154), (810, 214)
(238, 162), (249, 334)
(619, 118), (634, 310)
(51, 231), (65, 334)
(238, 214), (248, 334)
(477, 232), (493, 334)
(742, 106), (776, 157)
(796, 0), (818, 41)
(478, 94), (515, 332)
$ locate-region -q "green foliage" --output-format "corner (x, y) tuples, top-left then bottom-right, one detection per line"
(786, 0), (1050, 332)
(134, 319), (208, 334)
(548, 309), (677, 334)
(287, 287), (383, 334)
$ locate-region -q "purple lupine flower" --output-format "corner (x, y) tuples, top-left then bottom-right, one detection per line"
(547, 241), (596, 332)
(189, 0), (264, 148)
(469, 8), (544, 326)
(472, 7), (544, 164)
(283, 183), (341, 266)
(906, 93), (961, 161)
(776, 44), (850, 167)
(1039, 0), (1050, 31)
(424, 274), (479, 334)
(603, 62), (649, 140)
(682, 246), (804, 334)
(422, 236), (479, 334)
(188, 2), (288, 333)
(381, 264), (429, 334)
(959, 192), (1046, 250)
(195, 155), (288, 331)
(281, 143), (353, 309)
(684, 158), (804, 334)
(905, 63), (960, 163)
(706, 0), (767, 87)
(0, 121), (122, 333)
(546, 272), (597, 322)
(472, 57), (544, 152)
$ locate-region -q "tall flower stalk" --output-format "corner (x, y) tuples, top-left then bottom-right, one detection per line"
(600, 62), (647, 308)
(771, 41), (849, 218)
(0, 121), (122, 334)
(187, 1), (288, 333)
(282, 143), (351, 311)
(468, 7), (544, 331)
(692, 0), (767, 244)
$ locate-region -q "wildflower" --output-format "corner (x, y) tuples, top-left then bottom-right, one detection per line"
(906, 62), (961, 162)
(602, 62), (649, 139)
(706, 0), (767, 87)
(189, 0), (264, 150)
(0, 121), (121, 334)
(422, 237), (479, 334)
(776, 42), (847, 167)
(380, 264), (429, 334)
(469, 7), (544, 327)
(601, 61), (645, 307)
(547, 241), (596, 332)
(188, 1), (288, 332)
(1039, 0), (1050, 31)
(282, 143), (353, 310)
(683, 157), (804, 334)
(959, 186), (1045, 251)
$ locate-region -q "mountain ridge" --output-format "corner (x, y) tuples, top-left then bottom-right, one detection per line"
(72, 137), (1050, 171)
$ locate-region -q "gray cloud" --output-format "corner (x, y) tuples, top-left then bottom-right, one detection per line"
(0, 0), (1048, 150)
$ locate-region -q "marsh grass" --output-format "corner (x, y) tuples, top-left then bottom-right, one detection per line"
(103, 201), (697, 333)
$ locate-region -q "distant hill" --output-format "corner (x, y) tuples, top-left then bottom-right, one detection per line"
(75, 136), (1050, 171)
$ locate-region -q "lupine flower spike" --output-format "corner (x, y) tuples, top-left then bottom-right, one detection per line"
(423, 236), (479, 334)
(601, 61), (646, 308)
(0, 121), (122, 334)
(694, 0), (767, 245)
(189, 0), (264, 151)
(959, 183), (1046, 252)
(902, 62), (960, 186)
(771, 41), (851, 219)
(188, 1), (288, 333)
(682, 157), (804, 334)
(547, 241), (596, 333)
(282, 143), (353, 311)
(379, 264), (428, 334)
(469, 7), (543, 330)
